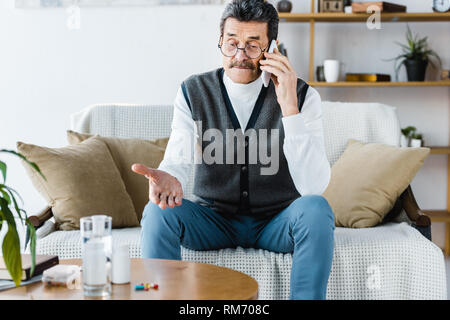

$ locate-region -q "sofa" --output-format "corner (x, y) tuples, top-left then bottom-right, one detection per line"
(30, 101), (448, 299)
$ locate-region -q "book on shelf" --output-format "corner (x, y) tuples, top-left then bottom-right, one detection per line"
(352, 2), (407, 13)
(0, 254), (59, 281)
(345, 73), (391, 82)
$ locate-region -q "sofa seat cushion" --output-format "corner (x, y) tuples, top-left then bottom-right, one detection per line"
(36, 222), (447, 300)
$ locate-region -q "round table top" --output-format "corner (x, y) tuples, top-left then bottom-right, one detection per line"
(0, 258), (258, 300)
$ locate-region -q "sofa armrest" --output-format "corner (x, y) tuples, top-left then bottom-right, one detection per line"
(28, 206), (54, 229)
(400, 185), (431, 227)
(36, 220), (56, 239)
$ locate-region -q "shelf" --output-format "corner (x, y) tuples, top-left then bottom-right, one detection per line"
(428, 147), (450, 154)
(307, 81), (450, 87)
(423, 210), (450, 222)
(278, 12), (450, 23)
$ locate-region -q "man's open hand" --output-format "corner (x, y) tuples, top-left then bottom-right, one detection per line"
(131, 163), (183, 209)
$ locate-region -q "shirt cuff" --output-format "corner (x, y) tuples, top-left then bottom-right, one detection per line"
(281, 112), (308, 138)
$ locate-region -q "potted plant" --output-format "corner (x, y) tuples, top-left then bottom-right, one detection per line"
(410, 133), (424, 147)
(401, 126), (424, 147)
(384, 24), (442, 81)
(0, 149), (44, 286)
(401, 126), (416, 147)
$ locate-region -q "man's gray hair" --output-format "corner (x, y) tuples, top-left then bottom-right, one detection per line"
(220, 0), (279, 43)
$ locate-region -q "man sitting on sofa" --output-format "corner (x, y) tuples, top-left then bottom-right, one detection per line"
(132, 0), (335, 300)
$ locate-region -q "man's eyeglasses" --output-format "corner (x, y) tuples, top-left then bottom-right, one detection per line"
(218, 37), (269, 59)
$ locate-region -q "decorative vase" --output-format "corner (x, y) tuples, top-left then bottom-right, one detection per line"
(400, 135), (410, 147)
(316, 66), (325, 82)
(404, 59), (428, 81)
(277, 0), (292, 13)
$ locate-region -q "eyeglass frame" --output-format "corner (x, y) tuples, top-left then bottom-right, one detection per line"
(217, 35), (271, 60)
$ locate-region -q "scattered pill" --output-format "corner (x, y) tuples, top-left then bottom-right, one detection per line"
(135, 282), (158, 291)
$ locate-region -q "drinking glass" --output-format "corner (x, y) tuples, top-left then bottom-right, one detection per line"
(80, 215), (112, 297)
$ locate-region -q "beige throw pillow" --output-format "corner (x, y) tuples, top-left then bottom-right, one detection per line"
(322, 139), (430, 228)
(66, 130), (169, 221)
(17, 137), (139, 230)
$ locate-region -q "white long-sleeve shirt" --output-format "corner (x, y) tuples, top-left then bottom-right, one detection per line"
(158, 70), (331, 196)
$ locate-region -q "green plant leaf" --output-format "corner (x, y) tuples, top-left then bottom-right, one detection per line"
(0, 198), (22, 286)
(400, 43), (409, 51)
(1, 227), (22, 286)
(382, 53), (402, 62)
(0, 184), (24, 206)
(393, 25), (441, 69)
(0, 161), (6, 183)
(6, 188), (25, 223)
(0, 149), (46, 182)
(0, 189), (11, 205)
(0, 197), (16, 228)
(406, 25), (414, 49)
(401, 126), (417, 138)
(417, 37), (427, 49)
(0, 184), (25, 223)
(394, 58), (407, 81)
(25, 219), (36, 277)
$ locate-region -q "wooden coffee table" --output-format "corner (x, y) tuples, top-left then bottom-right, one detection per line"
(0, 258), (258, 300)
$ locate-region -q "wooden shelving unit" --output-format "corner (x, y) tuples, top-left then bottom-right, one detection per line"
(278, 12), (450, 23)
(423, 210), (450, 222)
(307, 81), (450, 87)
(279, 1), (450, 255)
(278, 2), (450, 84)
(426, 147), (450, 255)
(429, 146), (450, 155)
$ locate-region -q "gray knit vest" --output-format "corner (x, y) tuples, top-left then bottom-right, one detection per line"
(181, 67), (309, 218)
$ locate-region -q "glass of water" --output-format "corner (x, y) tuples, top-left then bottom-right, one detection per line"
(80, 215), (112, 297)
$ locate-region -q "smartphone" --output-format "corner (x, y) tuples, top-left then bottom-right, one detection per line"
(262, 39), (278, 87)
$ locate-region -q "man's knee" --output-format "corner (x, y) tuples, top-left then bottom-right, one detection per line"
(289, 195), (335, 230)
(140, 200), (191, 260)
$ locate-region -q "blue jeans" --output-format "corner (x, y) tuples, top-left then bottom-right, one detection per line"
(140, 195), (335, 300)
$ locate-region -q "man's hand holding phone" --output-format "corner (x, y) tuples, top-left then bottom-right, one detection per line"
(259, 40), (300, 117)
(131, 163), (183, 210)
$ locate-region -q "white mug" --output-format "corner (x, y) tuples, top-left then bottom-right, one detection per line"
(324, 59), (341, 82)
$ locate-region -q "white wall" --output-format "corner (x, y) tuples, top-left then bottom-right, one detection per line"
(0, 0), (449, 248)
